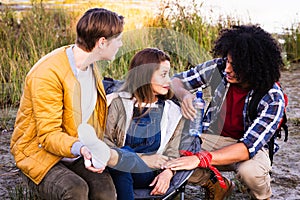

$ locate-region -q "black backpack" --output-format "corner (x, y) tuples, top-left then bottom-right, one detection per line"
(102, 77), (124, 94)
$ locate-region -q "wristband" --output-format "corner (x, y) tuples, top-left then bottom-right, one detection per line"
(180, 150), (227, 189)
(194, 151), (212, 168)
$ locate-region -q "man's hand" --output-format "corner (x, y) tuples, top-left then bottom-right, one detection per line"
(171, 77), (196, 120)
(162, 155), (200, 170)
(181, 93), (196, 120)
(164, 150), (227, 189)
(149, 169), (173, 195)
(80, 146), (105, 173)
(140, 154), (169, 169)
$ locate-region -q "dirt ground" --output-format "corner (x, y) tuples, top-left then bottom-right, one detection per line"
(182, 121), (300, 200)
(1, 69), (300, 200)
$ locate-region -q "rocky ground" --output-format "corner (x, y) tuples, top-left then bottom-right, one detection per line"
(1, 69), (300, 199)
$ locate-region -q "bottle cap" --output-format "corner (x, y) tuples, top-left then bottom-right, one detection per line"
(196, 89), (203, 98)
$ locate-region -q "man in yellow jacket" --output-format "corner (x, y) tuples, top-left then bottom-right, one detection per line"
(10, 8), (124, 200)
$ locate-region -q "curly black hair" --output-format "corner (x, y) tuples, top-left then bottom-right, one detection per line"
(211, 25), (284, 92)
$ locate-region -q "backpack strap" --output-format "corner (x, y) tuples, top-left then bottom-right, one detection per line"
(247, 90), (267, 122)
(274, 82), (289, 143)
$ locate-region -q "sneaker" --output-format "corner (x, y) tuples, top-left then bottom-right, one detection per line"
(202, 176), (234, 200)
(78, 123), (111, 169)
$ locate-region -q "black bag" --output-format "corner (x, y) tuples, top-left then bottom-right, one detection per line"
(102, 77), (124, 94)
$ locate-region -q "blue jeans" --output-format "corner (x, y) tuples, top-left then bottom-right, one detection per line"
(111, 102), (164, 200)
(109, 147), (157, 200)
(109, 167), (155, 200)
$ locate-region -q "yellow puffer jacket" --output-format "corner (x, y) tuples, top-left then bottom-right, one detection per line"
(10, 46), (107, 184)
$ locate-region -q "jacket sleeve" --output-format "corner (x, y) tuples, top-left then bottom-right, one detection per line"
(172, 58), (224, 92)
(163, 118), (185, 158)
(104, 97), (124, 148)
(240, 88), (285, 158)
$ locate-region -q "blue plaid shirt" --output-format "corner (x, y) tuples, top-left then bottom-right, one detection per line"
(173, 58), (285, 158)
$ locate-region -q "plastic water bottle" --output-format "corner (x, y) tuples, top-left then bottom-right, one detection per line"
(189, 89), (205, 137)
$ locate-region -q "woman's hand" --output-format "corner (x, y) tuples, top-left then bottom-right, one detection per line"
(140, 154), (169, 169)
(149, 169), (173, 195)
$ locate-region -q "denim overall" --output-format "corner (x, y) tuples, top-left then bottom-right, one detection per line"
(109, 100), (164, 200)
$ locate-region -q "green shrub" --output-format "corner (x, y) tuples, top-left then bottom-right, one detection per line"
(281, 24), (300, 67)
(0, 3), (77, 107)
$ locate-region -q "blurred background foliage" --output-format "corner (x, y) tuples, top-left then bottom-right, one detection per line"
(0, 0), (299, 110)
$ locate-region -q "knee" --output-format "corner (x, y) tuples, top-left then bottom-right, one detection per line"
(237, 162), (255, 182)
(88, 170), (117, 200)
(237, 160), (270, 184)
(90, 181), (116, 200)
(237, 162), (271, 199)
(63, 178), (89, 199)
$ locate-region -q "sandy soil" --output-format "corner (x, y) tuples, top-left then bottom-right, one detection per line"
(0, 69), (299, 199)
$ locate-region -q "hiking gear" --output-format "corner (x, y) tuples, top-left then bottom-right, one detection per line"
(180, 150), (227, 189)
(194, 151), (212, 168)
(271, 83), (289, 164)
(77, 123), (111, 169)
(202, 175), (234, 200)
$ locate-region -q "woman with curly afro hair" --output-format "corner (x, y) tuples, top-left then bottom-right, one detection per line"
(166, 25), (286, 200)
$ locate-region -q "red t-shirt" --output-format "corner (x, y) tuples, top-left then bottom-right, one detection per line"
(220, 85), (249, 139)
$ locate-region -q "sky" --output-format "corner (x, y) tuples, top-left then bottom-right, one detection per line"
(200, 0), (300, 33)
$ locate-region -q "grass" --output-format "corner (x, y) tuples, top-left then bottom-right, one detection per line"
(0, 107), (17, 132)
(0, 2), (78, 107)
(1, 0), (299, 109)
(281, 24), (300, 64)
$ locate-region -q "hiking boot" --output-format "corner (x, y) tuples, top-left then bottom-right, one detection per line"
(188, 168), (211, 184)
(202, 176), (234, 200)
